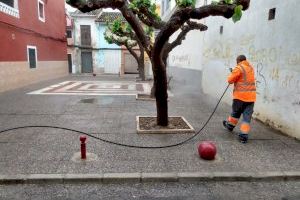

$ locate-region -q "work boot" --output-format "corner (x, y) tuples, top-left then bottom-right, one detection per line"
(223, 120), (234, 132)
(239, 133), (248, 143)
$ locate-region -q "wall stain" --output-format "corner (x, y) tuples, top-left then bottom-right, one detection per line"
(255, 62), (267, 96)
(287, 52), (300, 66)
(171, 54), (191, 66)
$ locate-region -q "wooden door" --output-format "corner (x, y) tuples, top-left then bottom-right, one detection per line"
(68, 54), (72, 73)
(124, 52), (138, 74)
(81, 52), (93, 73)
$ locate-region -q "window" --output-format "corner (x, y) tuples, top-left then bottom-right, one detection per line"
(38, 0), (45, 22)
(67, 30), (72, 38)
(80, 25), (91, 46)
(27, 46), (37, 69)
(220, 26), (223, 34)
(165, 0), (170, 11)
(0, 0), (19, 18)
(268, 8), (276, 20)
(0, 0), (13, 7)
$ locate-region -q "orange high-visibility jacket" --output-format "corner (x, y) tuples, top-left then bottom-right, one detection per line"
(227, 60), (256, 102)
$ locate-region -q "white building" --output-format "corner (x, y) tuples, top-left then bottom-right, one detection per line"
(161, 0), (300, 139)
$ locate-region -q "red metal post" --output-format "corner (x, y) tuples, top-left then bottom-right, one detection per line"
(80, 135), (87, 159)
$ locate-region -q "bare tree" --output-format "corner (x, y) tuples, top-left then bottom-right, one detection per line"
(67, 0), (251, 126)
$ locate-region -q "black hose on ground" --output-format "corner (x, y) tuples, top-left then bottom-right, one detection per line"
(0, 85), (230, 149)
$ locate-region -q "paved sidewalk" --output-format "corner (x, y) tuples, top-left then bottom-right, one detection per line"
(0, 75), (299, 182)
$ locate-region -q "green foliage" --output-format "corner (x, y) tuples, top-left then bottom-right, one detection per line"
(144, 26), (154, 35)
(111, 18), (123, 33)
(232, 5), (243, 23)
(104, 28), (137, 48)
(129, 0), (161, 21)
(108, 19), (134, 37)
(211, 0), (233, 5)
(224, 0), (233, 4)
(211, 0), (219, 5)
(210, 1), (243, 23)
(104, 34), (113, 44)
(176, 0), (196, 8)
(125, 23), (133, 33)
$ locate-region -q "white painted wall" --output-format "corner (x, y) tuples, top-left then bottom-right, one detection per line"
(102, 50), (121, 74)
(167, 0), (207, 70)
(168, 28), (206, 70)
(72, 16), (99, 73)
(167, 0), (300, 138)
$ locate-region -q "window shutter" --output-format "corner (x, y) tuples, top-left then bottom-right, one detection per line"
(29, 48), (36, 68)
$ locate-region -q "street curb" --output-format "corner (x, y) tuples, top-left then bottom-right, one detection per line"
(0, 171), (299, 184)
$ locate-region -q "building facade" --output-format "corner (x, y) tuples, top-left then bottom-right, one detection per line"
(69, 9), (101, 74)
(96, 12), (139, 75)
(162, 0), (300, 139)
(69, 10), (139, 75)
(0, 0), (68, 92)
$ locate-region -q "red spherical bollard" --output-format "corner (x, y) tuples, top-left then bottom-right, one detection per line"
(198, 141), (217, 160)
(80, 135), (87, 159)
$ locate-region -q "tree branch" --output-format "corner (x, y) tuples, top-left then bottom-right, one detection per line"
(136, 7), (166, 29)
(67, 0), (125, 12)
(153, 0), (251, 69)
(126, 44), (139, 62)
(104, 29), (137, 47)
(119, 4), (151, 55)
(190, 0), (250, 20)
(165, 21), (207, 54)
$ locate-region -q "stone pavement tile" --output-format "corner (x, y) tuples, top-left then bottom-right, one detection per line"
(89, 133), (196, 149)
(63, 105), (103, 115)
(0, 95), (70, 115)
(0, 160), (60, 175)
(0, 127), (45, 143)
(0, 75), (299, 177)
(55, 160), (143, 174)
(207, 181), (300, 200)
(217, 140), (300, 172)
(0, 141), (71, 164)
(0, 114), (61, 130)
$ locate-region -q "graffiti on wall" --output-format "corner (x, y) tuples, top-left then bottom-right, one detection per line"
(286, 52), (300, 66)
(170, 54), (191, 66)
(203, 40), (233, 61)
(248, 46), (282, 64)
(255, 62), (267, 97)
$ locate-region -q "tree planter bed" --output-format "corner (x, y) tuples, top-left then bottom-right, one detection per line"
(136, 94), (156, 101)
(136, 116), (195, 134)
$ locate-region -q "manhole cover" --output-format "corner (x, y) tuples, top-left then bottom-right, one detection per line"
(80, 98), (96, 104)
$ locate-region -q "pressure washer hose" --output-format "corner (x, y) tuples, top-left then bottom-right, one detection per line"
(0, 85), (230, 149)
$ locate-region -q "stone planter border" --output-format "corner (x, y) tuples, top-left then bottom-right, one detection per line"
(136, 116), (195, 134)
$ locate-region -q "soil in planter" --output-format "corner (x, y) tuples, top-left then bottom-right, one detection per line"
(139, 117), (190, 130)
(137, 94), (155, 100)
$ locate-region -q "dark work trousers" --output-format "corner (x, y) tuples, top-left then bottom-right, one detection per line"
(231, 99), (255, 124)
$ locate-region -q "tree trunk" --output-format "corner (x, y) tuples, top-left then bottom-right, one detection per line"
(126, 44), (145, 81)
(138, 48), (145, 81)
(151, 59), (168, 126)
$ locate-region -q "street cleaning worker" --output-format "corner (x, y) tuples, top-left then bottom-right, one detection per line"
(223, 55), (256, 143)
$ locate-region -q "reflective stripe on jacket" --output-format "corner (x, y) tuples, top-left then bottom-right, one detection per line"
(227, 60), (256, 102)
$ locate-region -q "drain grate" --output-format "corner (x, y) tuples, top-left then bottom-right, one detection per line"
(80, 98), (96, 104)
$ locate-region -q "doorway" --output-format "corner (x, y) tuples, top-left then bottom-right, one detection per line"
(81, 52), (93, 73)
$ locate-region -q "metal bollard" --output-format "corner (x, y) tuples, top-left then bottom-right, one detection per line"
(80, 135), (87, 159)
